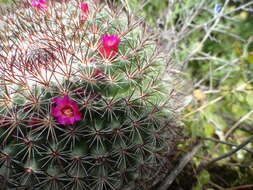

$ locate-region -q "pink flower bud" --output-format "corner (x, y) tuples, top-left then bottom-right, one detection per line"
(31, 0), (47, 10)
(80, 2), (89, 22)
(80, 2), (89, 14)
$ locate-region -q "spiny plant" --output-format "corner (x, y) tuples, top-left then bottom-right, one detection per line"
(0, 0), (182, 189)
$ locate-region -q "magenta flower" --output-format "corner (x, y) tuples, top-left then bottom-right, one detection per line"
(31, 0), (47, 9)
(99, 34), (121, 59)
(80, 2), (89, 22)
(52, 96), (82, 125)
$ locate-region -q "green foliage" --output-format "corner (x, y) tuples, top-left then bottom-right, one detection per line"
(186, 2), (253, 188)
(194, 170), (210, 190)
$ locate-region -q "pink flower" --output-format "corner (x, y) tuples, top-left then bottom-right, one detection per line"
(99, 34), (121, 59)
(80, 2), (89, 22)
(31, 0), (47, 9)
(52, 96), (82, 125)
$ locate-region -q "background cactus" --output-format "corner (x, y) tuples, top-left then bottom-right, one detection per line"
(0, 0), (182, 189)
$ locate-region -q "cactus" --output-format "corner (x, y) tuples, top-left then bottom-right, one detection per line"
(0, 0), (181, 189)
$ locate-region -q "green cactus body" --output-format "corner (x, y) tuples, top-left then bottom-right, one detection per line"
(0, 0), (181, 189)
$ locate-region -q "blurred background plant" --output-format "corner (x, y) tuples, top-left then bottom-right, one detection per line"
(1, 0), (253, 189)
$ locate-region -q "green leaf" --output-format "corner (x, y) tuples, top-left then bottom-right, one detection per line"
(194, 170), (211, 190)
(247, 53), (253, 64)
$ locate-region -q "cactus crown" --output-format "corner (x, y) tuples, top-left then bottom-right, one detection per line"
(0, 0), (181, 189)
